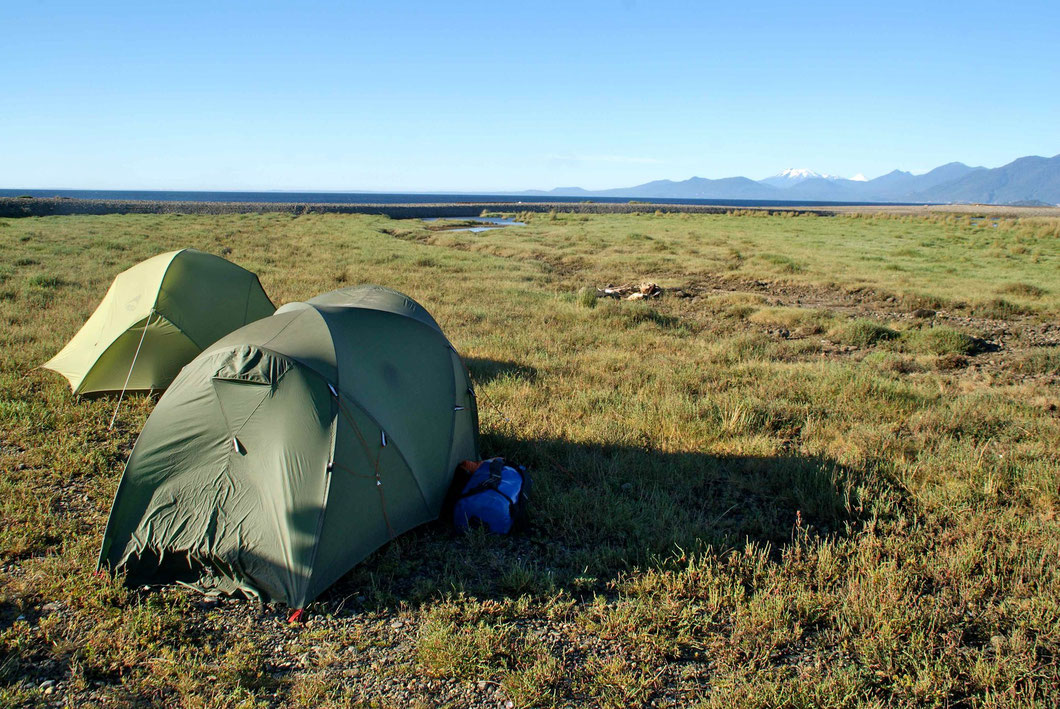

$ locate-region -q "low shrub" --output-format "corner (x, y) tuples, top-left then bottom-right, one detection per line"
(830, 318), (899, 347)
(906, 327), (983, 356)
(935, 353), (969, 371)
(997, 282), (1046, 298)
(973, 297), (1032, 318)
(577, 286), (598, 309)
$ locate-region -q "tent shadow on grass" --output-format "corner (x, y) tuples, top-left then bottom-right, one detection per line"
(323, 432), (890, 611)
(464, 357), (538, 385)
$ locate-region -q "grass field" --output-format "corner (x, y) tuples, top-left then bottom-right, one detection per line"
(1, 210), (1058, 707)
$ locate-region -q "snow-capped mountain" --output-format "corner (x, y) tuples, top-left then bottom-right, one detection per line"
(531, 154), (1057, 204)
(759, 168), (846, 188)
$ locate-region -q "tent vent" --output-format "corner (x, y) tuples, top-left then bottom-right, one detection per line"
(327, 382), (338, 396)
(232, 437), (246, 455)
(380, 431), (387, 447)
(454, 405), (466, 411)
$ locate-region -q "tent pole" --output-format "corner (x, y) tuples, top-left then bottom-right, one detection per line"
(109, 310), (154, 430)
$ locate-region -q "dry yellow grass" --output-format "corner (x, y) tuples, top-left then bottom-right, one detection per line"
(1, 211), (1058, 706)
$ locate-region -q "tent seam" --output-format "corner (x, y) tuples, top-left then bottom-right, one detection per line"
(76, 312), (193, 396)
(151, 248), (186, 333)
(302, 403), (340, 605)
(336, 391), (431, 514)
(310, 304), (453, 513)
(276, 357), (340, 607)
(438, 348), (460, 497)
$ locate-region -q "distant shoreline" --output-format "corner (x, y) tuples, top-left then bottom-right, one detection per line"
(0, 188), (924, 208)
(1, 196), (1057, 219)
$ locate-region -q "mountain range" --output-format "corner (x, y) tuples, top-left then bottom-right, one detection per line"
(528, 154), (1060, 205)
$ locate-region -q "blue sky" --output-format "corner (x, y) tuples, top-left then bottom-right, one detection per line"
(2, 1), (1058, 191)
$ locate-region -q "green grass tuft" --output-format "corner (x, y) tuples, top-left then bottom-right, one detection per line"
(1011, 348), (1060, 376)
(905, 326), (983, 356)
(417, 609), (523, 681)
(577, 286), (598, 309)
(758, 253), (803, 273)
(973, 297), (1032, 318)
(748, 306), (833, 333)
(998, 282), (1046, 298)
(26, 273), (69, 289)
(830, 318), (899, 347)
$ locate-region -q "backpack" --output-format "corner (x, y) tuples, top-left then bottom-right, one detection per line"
(449, 458), (530, 535)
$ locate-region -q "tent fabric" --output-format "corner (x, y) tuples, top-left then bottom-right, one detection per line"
(42, 249), (275, 396)
(276, 284), (443, 334)
(98, 287), (479, 608)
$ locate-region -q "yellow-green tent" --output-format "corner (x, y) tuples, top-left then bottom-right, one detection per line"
(43, 249), (274, 396)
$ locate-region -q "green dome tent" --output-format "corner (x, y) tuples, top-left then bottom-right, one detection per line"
(43, 249), (275, 396)
(99, 286), (479, 608)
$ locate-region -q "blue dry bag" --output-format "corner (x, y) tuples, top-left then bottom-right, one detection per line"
(452, 458), (529, 534)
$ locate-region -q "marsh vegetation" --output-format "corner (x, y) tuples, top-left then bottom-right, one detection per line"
(1, 210), (1058, 706)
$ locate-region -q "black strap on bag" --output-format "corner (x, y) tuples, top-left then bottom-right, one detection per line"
(461, 458), (507, 499)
